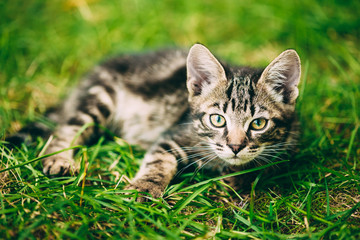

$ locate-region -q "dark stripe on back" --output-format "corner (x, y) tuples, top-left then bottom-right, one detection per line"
(125, 66), (187, 100)
(101, 84), (116, 99)
(96, 102), (111, 118)
(79, 109), (100, 124)
(90, 81), (116, 100)
(68, 116), (86, 126)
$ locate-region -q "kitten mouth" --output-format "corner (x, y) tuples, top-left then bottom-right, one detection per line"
(222, 156), (253, 166)
(213, 146), (261, 166)
(220, 152), (260, 166)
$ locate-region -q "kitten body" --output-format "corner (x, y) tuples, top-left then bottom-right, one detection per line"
(8, 44), (301, 200)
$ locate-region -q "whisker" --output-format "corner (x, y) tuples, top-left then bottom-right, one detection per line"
(190, 154), (218, 180)
(177, 151), (213, 164)
(261, 148), (286, 154)
(175, 151), (216, 177)
(258, 153), (283, 161)
(253, 155), (273, 166)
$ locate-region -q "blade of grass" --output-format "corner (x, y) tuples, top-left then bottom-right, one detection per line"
(0, 145), (83, 174)
(128, 204), (180, 239)
(172, 182), (212, 215)
(227, 201), (272, 224)
(324, 176), (330, 217)
(285, 202), (333, 225)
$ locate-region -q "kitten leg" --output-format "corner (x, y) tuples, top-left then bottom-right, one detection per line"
(125, 140), (184, 201)
(43, 84), (115, 175)
(42, 114), (93, 175)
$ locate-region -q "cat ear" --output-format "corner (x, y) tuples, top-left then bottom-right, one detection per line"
(186, 44), (227, 98)
(258, 50), (301, 104)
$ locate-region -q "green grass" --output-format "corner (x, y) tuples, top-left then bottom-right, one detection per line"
(1, 0), (359, 239)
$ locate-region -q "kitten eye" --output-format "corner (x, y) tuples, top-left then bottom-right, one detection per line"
(210, 114), (226, 128)
(250, 118), (268, 130)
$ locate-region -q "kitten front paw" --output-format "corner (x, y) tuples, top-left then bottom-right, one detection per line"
(42, 156), (78, 176)
(125, 180), (164, 202)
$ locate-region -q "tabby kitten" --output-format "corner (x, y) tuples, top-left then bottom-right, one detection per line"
(9, 44), (301, 200)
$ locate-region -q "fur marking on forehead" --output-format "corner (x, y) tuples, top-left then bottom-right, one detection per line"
(225, 75), (255, 115)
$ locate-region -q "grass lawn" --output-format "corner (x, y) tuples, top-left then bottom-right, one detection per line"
(1, 0), (359, 239)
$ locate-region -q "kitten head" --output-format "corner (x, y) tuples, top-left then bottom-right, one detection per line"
(186, 44), (301, 166)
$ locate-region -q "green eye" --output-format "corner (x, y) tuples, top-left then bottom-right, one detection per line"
(210, 114), (226, 128)
(250, 118), (268, 130)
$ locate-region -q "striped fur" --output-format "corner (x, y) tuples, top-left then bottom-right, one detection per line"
(8, 44), (301, 201)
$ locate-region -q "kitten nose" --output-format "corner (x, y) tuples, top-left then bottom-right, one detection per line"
(228, 144), (242, 155)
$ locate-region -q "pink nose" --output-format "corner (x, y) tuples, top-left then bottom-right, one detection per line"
(228, 144), (242, 155)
